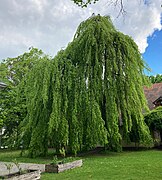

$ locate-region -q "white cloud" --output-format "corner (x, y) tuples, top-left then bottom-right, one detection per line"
(0, 0), (161, 60)
(114, 0), (162, 53)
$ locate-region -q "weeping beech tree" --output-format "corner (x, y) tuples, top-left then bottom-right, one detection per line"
(20, 15), (152, 157)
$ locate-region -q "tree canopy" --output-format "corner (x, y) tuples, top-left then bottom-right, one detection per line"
(19, 15), (152, 157)
(72, 0), (99, 7)
(72, 0), (126, 15)
(0, 47), (44, 86)
(145, 106), (162, 132)
(148, 74), (162, 84)
(0, 48), (46, 147)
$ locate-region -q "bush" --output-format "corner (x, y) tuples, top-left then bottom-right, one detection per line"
(144, 106), (162, 131)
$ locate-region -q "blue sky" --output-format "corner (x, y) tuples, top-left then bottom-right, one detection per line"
(143, 28), (162, 75)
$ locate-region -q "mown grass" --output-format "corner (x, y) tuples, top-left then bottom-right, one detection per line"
(0, 149), (162, 179)
(0, 149), (53, 164)
(41, 150), (162, 180)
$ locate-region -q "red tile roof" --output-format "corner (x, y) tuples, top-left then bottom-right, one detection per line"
(144, 82), (162, 110)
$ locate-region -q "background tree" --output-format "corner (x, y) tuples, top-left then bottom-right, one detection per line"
(148, 74), (162, 84)
(0, 47), (44, 85)
(0, 48), (46, 148)
(72, 0), (126, 15)
(72, 0), (124, 7)
(21, 15), (152, 157)
(72, 0), (99, 7)
(72, 0), (162, 17)
(0, 85), (26, 148)
(144, 106), (162, 143)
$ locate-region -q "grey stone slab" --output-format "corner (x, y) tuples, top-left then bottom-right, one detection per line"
(0, 162), (45, 176)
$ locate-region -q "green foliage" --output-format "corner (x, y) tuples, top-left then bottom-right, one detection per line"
(65, 15), (151, 147)
(4, 163), (13, 175)
(148, 74), (162, 84)
(21, 58), (53, 157)
(72, 0), (99, 7)
(51, 155), (79, 165)
(61, 156), (79, 164)
(59, 147), (66, 158)
(0, 47), (43, 82)
(20, 15), (152, 157)
(12, 158), (22, 174)
(51, 155), (58, 165)
(0, 48), (45, 148)
(0, 86), (26, 148)
(0, 47), (44, 86)
(144, 106), (162, 131)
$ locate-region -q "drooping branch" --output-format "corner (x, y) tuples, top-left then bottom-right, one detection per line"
(20, 15), (152, 157)
(72, 0), (153, 17)
(72, 0), (125, 10)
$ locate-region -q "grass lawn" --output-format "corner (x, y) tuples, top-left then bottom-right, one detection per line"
(0, 149), (162, 179)
(0, 149), (52, 164)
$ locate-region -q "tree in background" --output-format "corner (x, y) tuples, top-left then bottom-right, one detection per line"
(144, 106), (162, 144)
(72, 0), (99, 7)
(148, 74), (162, 84)
(72, 0), (126, 15)
(0, 48), (46, 148)
(0, 86), (26, 147)
(21, 15), (152, 157)
(0, 47), (44, 85)
(145, 106), (162, 131)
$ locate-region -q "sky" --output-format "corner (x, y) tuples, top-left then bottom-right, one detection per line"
(143, 29), (162, 75)
(0, 0), (161, 75)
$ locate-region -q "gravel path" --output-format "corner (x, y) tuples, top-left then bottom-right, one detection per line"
(0, 161), (45, 176)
